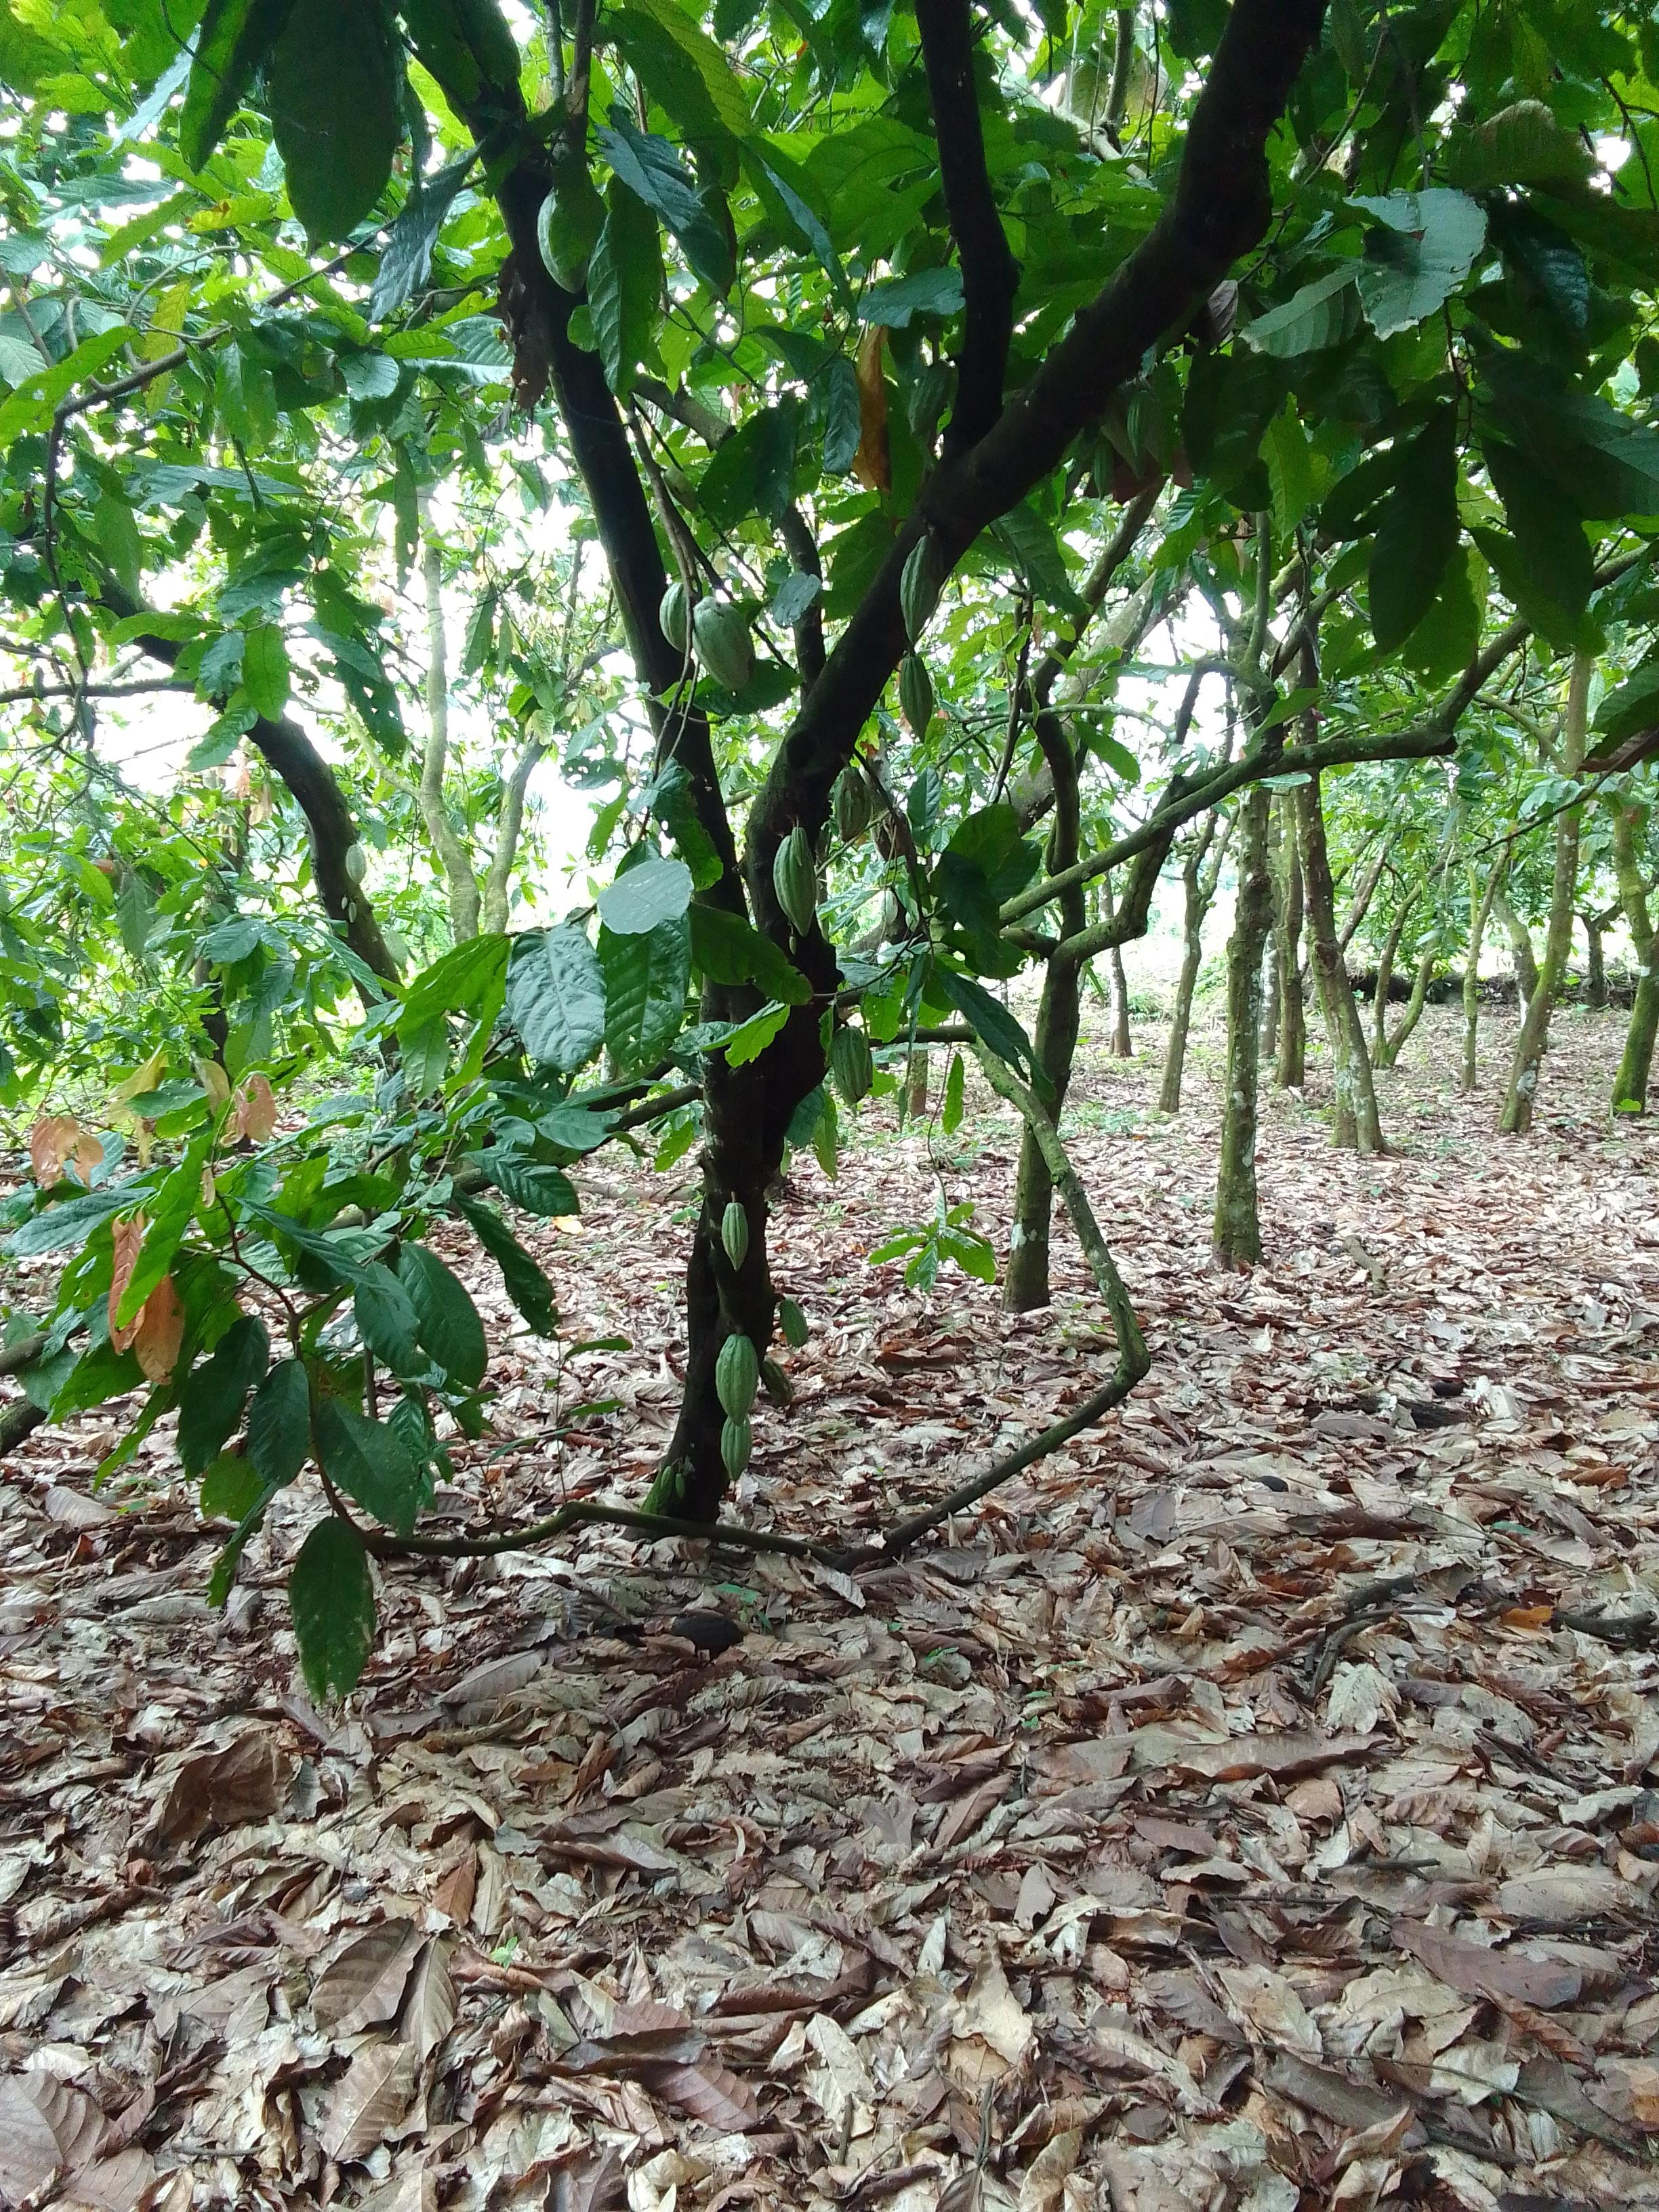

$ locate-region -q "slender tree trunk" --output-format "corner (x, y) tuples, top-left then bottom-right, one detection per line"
(1296, 769), (1384, 1152)
(1336, 843), (1386, 958)
(1098, 873), (1132, 1055)
(905, 1049), (930, 1120)
(1273, 795), (1305, 1086)
(1212, 785), (1271, 1269)
(1006, 712), (1085, 1312)
(1369, 891), (1415, 1064)
(1462, 853), (1505, 1092)
(417, 493), (483, 943)
(1158, 927), (1204, 1114)
(1581, 912), (1607, 1008)
(1610, 800), (1659, 1115)
(1502, 651), (1590, 1136)
(1380, 949), (1434, 1069)
(1492, 886), (1539, 1009)
(1261, 924), (1282, 1063)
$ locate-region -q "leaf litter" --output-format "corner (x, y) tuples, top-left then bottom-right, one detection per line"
(0, 1002), (1656, 2209)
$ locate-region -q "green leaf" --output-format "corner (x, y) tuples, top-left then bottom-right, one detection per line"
(610, 0), (754, 144)
(398, 1241), (487, 1389)
(508, 926), (607, 1072)
(597, 856), (693, 935)
(588, 177), (663, 397)
(396, 933), (509, 1080)
(241, 623), (290, 717)
(247, 1357), (312, 1485)
(1479, 437), (1593, 644)
(724, 1000), (790, 1067)
(934, 966), (1048, 1094)
(697, 400), (800, 528)
(1352, 190), (1487, 338)
(116, 1130), (212, 1326)
(314, 1398), (425, 1534)
(598, 915), (690, 1070)
(1368, 407), (1458, 653)
(863, 266), (963, 328)
(596, 116), (734, 294)
(289, 1515), (376, 1701)
(470, 1149), (580, 1216)
(689, 906), (811, 1004)
(1263, 403), (1316, 537)
(1443, 100), (1593, 190)
(371, 155), (472, 321)
(353, 1263), (427, 1376)
(200, 1451), (266, 1521)
(454, 1195), (558, 1336)
(1480, 352), (1659, 521)
(266, 0), (402, 243)
(941, 1050), (965, 1135)
(178, 1314), (270, 1477)
(990, 503), (1084, 619)
(180, 0), (298, 171)
(1242, 265), (1359, 356)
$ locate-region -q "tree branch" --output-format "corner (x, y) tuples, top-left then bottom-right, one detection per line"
(916, 0), (1021, 455)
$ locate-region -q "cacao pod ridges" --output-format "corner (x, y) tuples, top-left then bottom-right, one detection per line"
(773, 825), (817, 935)
(720, 1197), (750, 1270)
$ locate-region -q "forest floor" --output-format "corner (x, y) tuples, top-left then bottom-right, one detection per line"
(1, 1002), (1657, 2212)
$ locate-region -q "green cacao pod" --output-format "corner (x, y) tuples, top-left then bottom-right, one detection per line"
(720, 1198), (750, 1269)
(715, 1331), (760, 1418)
(834, 766), (872, 842)
(760, 1355), (793, 1406)
(777, 1296), (808, 1347)
(773, 825), (818, 935)
(720, 1416), (752, 1478)
(693, 600), (754, 692)
(535, 155), (605, 291)
(343, 842), (368, 885)
(830, 1023), (873, 1106)
(900, 532), (943, 644)
(660, 579), (692, 657)
(899, 653), (934, 737)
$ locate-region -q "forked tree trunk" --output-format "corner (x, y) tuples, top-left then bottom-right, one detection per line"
(1296, 769), (1383, 1153)
(1610, 800), (1659, 1115)
(1502, 651), (1590, 1136)
(1380, 949), (1433, 1069)
(1492, 886), (1539, 1010)
(1369, 893), (1415, 1065)
(1273, 794), (1305, 1087)
(1212, 785), (1272, 1269)
(1462, 853), (1506, 1092)
(1006, 712), (1085, 1313)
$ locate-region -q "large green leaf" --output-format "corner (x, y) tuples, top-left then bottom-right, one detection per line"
(1243, 266), (1359, 357)
(353, 1262), (428, 1377)
(289, 1516), (376, 1702)
(247, 1357), (312, 1485)
(1481, 353), (1659, 520)
(697, 401), (800, 528)
(689, 906), (810, 1004)
(1353, 190), (1486, 338)
(266, 0), (402, 243)
(934, 965), (1048, 1095)
(396, 933), (509, 1088)
(178, 1314), (270, 1477)
(1368, 408), (1459, 653)
(454, 1195), (558, 1337)
(588, 177), (663, 397)
(1479, 438), (1593, 644)
(314, 1398), (425, 1534)
(469, 1149), (579, 1216)
(398, 1241), (487, 1388)
(1443, 100), (1592, 190)
(507, 926), (607, 1071)
(598, 914), (690, 1070)
(596, 116), (734, 295)
(180, 0), (298, 171)
(597, 856), (693, 935)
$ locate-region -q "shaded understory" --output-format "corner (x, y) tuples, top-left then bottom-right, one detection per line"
(1, 1003), (1656, 2209)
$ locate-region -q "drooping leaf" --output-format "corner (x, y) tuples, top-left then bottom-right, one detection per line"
(266, 0), (402, 243)
(1243, 266), (1359, 357)
(397, 1242), (487, 1389)
(596, 115), (734, 293)
(469, 1149), (580, 1216)
(371, 155), (473, 321)
(1352, 190), (1487, 338)
(689, 907), (811, 1004)
(454, 1195), (558, 1336)
(180, 0), (299, 171)
(588, 176), (663, 396)
(314, 1399), (425, 1534)
(1368, 407), (1459, 652)
(596, 856), (693, 935)
(178, 1314), (270, 1477)
(289, 1516), (376, 1702)
(247, 1357), (312, 1486)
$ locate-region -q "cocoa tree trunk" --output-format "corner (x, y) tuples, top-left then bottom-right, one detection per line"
(1158, 810), (1229, 1115)
(1272, 793), (1305, 1086)
(1212, 784), (1271, 1269)
(1610, 799), (1659, 1115)
(1462, 853), (1506, 1092)
(1492, 885), (1540, 1010)
(1296, 768), (1383, 1152)
(1502, 650), (1591, 1136)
